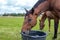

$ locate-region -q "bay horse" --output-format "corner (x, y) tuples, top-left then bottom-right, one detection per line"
(21, 0), (60, 39)
(39, 11), (57, 32)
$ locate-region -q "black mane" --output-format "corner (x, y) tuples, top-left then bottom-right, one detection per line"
(26, 0), (46, 15)
(32, 0), (46, 9)
(33, 0), (46, 9)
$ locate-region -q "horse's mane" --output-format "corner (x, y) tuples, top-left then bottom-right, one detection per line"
(26, 0), (46, 15)
(32, 0), (46, 9)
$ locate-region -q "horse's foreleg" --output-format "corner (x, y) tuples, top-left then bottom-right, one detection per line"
(39, 13), (47, 30)
(53, 18), (59, 39)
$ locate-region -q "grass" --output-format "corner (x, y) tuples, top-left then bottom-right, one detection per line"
(0, 16), (60, 40)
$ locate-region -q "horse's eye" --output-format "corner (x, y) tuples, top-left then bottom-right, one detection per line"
(35, 14), (38, 15)
(28, 19), (32, 22)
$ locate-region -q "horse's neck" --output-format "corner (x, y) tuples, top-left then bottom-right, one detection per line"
(34, 1), (49, 15)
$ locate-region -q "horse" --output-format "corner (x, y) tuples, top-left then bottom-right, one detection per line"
(21, 0), (60, 39)
(39, 11), (57, 32)
(21, 0), (46, 33)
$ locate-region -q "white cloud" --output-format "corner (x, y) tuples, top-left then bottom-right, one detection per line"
(0, 0), (38, 14)
(0, 0), (6, 3)
(15, 0), (38, 7)
(0, 0), (7, 5)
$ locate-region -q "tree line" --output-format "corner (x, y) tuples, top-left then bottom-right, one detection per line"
(2, 13), (25, 16)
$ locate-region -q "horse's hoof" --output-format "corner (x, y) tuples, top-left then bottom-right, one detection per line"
(52, 36), (57, 40)
(52, 39), (56, 40)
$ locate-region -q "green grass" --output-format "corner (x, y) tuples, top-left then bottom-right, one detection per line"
(0, 16), (60, 40)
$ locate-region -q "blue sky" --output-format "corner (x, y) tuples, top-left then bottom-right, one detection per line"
(0, 0), (38, 14)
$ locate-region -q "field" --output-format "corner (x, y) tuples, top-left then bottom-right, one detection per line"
(0, 16), (60, 40)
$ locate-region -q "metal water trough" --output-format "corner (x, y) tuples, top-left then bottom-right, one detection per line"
(21, 30), (46, 40)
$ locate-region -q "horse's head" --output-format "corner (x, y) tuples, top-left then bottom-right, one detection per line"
(21, 8), (37, 32)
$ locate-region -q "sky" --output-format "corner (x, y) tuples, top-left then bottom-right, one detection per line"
(0, 0), (38, 14)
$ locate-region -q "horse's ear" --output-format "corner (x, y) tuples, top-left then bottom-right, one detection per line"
(24, 8), (28, 12)
(31, 8), (34, 14)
